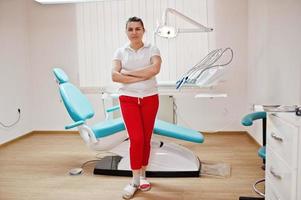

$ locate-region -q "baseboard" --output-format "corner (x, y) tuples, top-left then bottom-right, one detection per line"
(0, 131), (35, 147)
(32, 130), (79, 134)
(0, 130), (79, 148)
(239, 131), (261, 147)
(1, 130), (259, 148)
(202, 131), (261, 147)
(202, 131), (247, 135)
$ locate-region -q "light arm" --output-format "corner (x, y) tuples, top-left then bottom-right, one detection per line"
(121, 55), (161, 79)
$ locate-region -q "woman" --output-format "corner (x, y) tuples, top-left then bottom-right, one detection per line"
(111, 16), (162, 199)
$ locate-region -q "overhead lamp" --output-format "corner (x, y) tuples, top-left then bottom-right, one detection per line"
(156, 26), (177, 39)
(155, 8), (213, 39)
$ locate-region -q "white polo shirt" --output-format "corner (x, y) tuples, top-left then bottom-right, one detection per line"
(113, 43), (161, 98)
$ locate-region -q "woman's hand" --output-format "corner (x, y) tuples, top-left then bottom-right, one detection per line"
(120, 69), (130, 76)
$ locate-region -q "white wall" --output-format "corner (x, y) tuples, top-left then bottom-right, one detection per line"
(76, 0), (209, 88)
(3, 0), (300, 145)
(0, 0), (32, 144)
(248, 0), (301, 144)
(248, 0), (301, 105)
(28, 0), (248, 132)
(1, 0), (248, 143)
(28, 0), (106, 130)
(175, 0), (248, 131)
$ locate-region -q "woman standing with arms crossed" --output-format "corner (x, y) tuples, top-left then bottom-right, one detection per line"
(111, 17), (162, 199)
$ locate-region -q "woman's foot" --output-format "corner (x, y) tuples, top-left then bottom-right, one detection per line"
(122, 183), (138, 199)
(139, 177), (151, 191)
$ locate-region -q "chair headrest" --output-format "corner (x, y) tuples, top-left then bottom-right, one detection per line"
(52, 67), (95, 122)
(53, 68), (69, 84)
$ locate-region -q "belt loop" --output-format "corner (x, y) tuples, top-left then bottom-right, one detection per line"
(138, 97), (140, 104)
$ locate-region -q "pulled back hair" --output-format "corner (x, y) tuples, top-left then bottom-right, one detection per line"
(126, 16), (145, 30)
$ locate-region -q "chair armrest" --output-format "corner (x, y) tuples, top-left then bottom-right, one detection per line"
(106, 105), (120, 113)
(241, 112), (266, 126)
(65, 120), (85, 129)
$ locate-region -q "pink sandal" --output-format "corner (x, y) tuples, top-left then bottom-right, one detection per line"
(139, 178), (151, 191)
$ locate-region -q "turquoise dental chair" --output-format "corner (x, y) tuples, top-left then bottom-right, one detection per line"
(53, 68), (204, 177)
(239, 112), (266, 200)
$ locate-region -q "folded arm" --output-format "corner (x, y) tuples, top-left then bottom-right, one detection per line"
(112, 60), (147, 83)
(121, 55), (161, 79)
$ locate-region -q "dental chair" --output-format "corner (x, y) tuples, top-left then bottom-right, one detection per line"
(53, 68), (204, 177)
(239, 112), (266, 200)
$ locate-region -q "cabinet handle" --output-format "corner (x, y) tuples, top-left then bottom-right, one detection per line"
(271, 132), (283, 142)
(270, 167), (282, 180)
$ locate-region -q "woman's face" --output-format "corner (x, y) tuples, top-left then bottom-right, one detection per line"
(126, 21), (144, 43)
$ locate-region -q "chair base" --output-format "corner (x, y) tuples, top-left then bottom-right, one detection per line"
(93, 155), (201, 177)
(93, 139), (202, 177)
(253, 178), (265, 197)
(239, 178), (265, 200)
(239, 197), (264, 200)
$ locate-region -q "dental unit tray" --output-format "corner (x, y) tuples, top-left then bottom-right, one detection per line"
(176, 48), (234, 89)
(262, 105), (298, 112)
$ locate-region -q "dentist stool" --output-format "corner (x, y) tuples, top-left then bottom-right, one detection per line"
(239, 111), (266, 200)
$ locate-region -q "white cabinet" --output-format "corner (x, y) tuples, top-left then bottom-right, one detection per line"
(266, 113), (301, 200)
(298, 144), (301, 200)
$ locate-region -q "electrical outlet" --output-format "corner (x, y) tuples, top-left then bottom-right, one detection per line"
(249, 104), (255, 111)
(222, 108), (229, 116)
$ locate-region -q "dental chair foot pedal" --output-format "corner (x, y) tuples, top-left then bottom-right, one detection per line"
(93, 156), (132, 176)
(93, 156), (201, 177)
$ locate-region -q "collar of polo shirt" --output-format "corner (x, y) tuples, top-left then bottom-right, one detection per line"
(125, 43), (151, 52)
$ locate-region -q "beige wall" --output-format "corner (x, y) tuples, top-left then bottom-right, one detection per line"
(2, 0), (300, 146)
(0, 0), (32, 144)
(175, 0), (248, 131)
(1, 0), (249, 143)
(29, 1), (81, 130)
(29, 0), (249, 132)
(248, 0), (301, 144)
(248, 0), (301, 105)
(28, 1), (109, 130)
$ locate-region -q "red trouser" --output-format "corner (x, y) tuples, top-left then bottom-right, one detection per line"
(119, 94), (159, 170)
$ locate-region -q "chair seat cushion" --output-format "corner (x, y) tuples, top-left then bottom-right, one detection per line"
(92, 118), (204, 144)
(92, 118), (125, 138)
(154, 119), (204, 143)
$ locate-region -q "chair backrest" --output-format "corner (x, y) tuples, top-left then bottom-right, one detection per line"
(53, 68), (94, 122)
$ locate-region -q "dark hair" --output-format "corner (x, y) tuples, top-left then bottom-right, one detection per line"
(126, 16), (145, 30)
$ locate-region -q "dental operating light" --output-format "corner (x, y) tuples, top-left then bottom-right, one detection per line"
(156, 26), (177, 39)
(155, 8), (213, 39)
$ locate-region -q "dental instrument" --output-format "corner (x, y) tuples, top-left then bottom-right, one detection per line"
(176, 47), (234, 89)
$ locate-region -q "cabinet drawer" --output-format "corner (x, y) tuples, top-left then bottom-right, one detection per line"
(266, 148), (297, 200)
(266, 182), (282, 200)
(267, 114), (299, 168)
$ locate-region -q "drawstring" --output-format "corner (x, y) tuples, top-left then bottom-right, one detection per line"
(137, 97), (143, 105)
